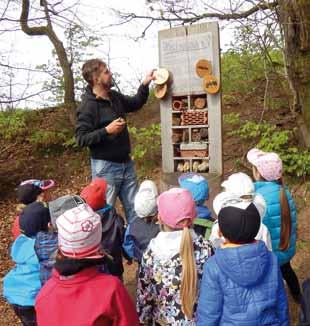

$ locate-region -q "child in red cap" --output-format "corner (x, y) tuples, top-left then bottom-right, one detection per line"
(80, 178), (130, 279)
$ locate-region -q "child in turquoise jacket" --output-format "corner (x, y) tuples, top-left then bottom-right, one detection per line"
(3, 201), (51, 326)
(247, 148), (301, 303)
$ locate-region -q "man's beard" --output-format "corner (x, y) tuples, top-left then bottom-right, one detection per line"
(101, 79), (114, 89)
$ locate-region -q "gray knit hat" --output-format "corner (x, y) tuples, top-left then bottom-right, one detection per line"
(49, 195), (85, 228)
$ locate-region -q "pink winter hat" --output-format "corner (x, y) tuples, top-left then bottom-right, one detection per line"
(56, 203), (103, 259)
(247, 148), (282, 181)
(157, 188), (196, 229)
(20, 179), (55, 190)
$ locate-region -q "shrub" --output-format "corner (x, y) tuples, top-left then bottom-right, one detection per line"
(230, 121), (310, 177)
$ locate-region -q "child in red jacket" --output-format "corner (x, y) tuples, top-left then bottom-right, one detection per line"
(35, 203), (139, 326)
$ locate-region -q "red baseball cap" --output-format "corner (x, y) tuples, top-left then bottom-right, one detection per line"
(80, 178), (107, 211)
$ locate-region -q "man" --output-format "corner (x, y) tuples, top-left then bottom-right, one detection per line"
(75, 58), (154, 224)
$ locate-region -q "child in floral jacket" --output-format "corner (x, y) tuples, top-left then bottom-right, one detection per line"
(136, 188), (214, 325)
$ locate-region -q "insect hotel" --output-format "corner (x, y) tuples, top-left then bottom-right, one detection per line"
(156, 22), (222, 182)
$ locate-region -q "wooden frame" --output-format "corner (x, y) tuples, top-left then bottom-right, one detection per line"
(158, 22), (223, 176)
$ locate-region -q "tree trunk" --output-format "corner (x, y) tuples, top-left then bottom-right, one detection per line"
(48, 33), (76, 113)
(20, 0), (76, 118)
(278, 0), (310, 147)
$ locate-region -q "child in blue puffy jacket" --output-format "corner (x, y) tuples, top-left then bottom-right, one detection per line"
(196, 199), (289, 326)
(247, 148), (301, 303)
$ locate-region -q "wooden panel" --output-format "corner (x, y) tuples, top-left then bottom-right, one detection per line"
(159, 22), (222, 175)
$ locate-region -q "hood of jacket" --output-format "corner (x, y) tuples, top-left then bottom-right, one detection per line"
(81, 85), (106, 102)
(196, 205), (212, 219)
(81, 85), (120, 105)
(54, 255), (107, 276)
(215, 241), (270, 287)
(11, 234), (39, 265)
(148, 229), (197, 260)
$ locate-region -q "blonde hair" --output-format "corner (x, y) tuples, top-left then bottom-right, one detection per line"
(16, 203), (26, 213)
(179, 226), (197, 319)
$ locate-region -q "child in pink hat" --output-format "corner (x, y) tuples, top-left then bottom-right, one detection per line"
(247, 148), (301, 303)
(136, 188), (214, 325)
(35, 203), (139, 326)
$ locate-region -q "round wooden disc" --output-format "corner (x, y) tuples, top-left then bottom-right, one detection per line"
(195, 59), (212, 78)
(154, 83), (168, 99)
(154, 68), (169, 85)
(203, 75), (220, 94)
(194, 97), (206, 109)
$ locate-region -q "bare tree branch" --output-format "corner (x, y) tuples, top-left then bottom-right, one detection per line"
(20, 0), (75, 107)
(0, 88), (50, 104)
(115, 0), (278, 25)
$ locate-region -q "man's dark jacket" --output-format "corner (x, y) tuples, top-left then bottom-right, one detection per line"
(75, 84), (149, 163)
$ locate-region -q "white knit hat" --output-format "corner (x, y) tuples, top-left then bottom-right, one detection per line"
(213, 191), (266, 219)
(221, 172), (254, 197)
(56, 203), (102, 258)
(134, 180), (158, 218)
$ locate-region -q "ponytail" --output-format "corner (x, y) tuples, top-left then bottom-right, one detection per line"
(278, 178), (292, 251)
(179, 226), (197, 319)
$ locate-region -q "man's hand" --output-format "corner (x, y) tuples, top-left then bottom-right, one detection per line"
(105, 118), (126, 135)
(142, 69), (156, 86)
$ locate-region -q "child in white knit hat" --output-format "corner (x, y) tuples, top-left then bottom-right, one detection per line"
(123, 180), (160, 263)
(35, 203), (139, 326)
(209, 172), (272, 250)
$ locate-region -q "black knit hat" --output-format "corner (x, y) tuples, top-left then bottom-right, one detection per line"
(218, 202), (260, 244)
(17, 184), (42, 205)
(19, 202), (50, 237)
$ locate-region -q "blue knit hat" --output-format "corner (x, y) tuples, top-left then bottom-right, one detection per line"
(19, 202), (51, 237)
(178, 173), (209, 205)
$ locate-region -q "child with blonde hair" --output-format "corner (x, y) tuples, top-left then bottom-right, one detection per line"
(136, 188), (214, 325)
(247, 148), (301, 303)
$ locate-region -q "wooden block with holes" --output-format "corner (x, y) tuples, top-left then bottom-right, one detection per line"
(181, 111), (208, 125)
(180, 143), (208, 157)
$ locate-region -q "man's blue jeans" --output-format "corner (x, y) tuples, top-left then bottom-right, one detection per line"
(91, 158), (138, 224)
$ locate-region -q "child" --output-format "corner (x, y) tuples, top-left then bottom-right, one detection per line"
(12, 179), (55, 240)
(209, 172), (272, 250)
(35, 195), (86, 286)
(196, 201), (289, 325)
(35, 203), (139, 326)
(178, 173), (213, 237)
(3, 201), (51, 326)
(247, 148), (301, 303)
(123, 180), (160, 263)
(80, 178), (128, 278)
(136, 188), (214, 325)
